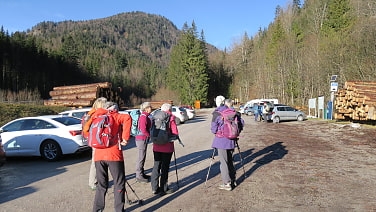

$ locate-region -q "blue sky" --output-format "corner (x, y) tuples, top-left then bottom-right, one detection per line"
(0, 0), (294, 49)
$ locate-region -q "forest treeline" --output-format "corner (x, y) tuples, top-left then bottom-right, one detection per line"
(1, 0), (375, 107)
(227, 0), (376, 106)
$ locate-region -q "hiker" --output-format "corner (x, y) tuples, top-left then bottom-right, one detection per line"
(91, 102), (132, 212)
(150, 103), (179, 196)
(211, 98), (244, 191)
(135, 102), (152, 183)
(82, 97), (107, 191)
(255, 103), (262, 122)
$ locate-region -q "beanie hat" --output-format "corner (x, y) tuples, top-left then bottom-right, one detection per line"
(215, 95), (225, 107)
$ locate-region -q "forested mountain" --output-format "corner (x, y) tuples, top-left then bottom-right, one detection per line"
(30, 12), (181, 100)
(1, 0), (375, 107)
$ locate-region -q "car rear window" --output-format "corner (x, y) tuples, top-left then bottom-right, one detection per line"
(52, 117), (81, 126)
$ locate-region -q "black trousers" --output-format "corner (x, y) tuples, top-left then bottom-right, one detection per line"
(93, 160), (125, 212)
(151, 151), (173, 192)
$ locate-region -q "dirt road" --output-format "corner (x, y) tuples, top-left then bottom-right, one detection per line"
(1, 109), (376, 212)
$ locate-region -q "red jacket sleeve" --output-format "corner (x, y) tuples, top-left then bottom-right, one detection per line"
(114, 113), (132, 141)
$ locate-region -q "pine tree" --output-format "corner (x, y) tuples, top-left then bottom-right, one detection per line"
(167, 22), (209, 105)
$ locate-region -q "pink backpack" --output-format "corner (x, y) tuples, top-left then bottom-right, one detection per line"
(216, 109), (240, 139)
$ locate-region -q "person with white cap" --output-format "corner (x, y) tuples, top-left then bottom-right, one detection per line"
(210, 97), (244, 191)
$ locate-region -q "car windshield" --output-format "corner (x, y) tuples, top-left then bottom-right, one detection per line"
(52, 117), (81, 126)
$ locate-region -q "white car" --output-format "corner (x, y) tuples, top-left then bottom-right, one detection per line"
(151, 106), (189, 125)
(59, 107), (92, 119)
(171, 106), (189, 124)
(0, 115), (90, 161)
(183, 108), (196, 119)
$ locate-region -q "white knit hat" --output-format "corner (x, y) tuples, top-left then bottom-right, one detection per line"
(215, 95), (225, 107)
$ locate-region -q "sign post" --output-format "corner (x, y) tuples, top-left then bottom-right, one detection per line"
(329, 76), (338, 120)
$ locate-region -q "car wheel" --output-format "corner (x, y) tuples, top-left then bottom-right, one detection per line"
(40, 140), (62, 162)
(273, 116), (280, 123)
(175, 117), (181, 125)
(297, 115), (304, 121)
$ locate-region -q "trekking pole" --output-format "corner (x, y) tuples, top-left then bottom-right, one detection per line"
(177, 137), (185, 147)
(205, 148), (216, 186)
(173, 149), (180, 189)
(124, 182), (132, 205)
(235, 138), (246, 179)
(125, 180), (143, 205)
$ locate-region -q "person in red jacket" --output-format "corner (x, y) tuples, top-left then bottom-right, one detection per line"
(150, 103), (179, 196)
(83, 97), (107, 191)
(135, 102), (152, 183)
(91, 102), (131, 212)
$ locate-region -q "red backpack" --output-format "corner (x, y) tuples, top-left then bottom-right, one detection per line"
(216, 109), (240, 139)
(88, 113), (118, 149)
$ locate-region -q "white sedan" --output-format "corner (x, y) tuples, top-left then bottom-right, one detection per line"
(0, 115), (90, 161)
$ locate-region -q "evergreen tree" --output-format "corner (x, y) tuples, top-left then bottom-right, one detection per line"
(167, 22), (209, 105)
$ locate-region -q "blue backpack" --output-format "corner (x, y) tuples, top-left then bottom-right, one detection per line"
(130, 109), (145, 137)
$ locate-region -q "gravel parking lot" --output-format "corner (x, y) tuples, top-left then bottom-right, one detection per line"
(1, 109), (376, 212)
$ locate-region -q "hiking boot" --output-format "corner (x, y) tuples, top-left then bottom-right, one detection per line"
(152, 187), (160, 195)
(160, 188), (174, 196)
(218, 183), (232, 191)
(89, 186), (97, 191)
(136, 177), (149, 183)
(142, 174), (151, 179)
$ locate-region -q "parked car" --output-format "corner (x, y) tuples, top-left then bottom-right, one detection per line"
(184, 108), (196, 119)
(244, 106), (254, 116)
(0, 133), (5, 166)
(179, 105), (193, 110)
(172, 106), (189, 124)
(59, 107), (92, 119)
(180, 106), (196, 119)
(271, 105), (307, 123)
(151, 106), (189, 125)
(0, 115), (90, 161)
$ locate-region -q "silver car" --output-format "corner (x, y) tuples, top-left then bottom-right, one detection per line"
(271, 105), (306, 123)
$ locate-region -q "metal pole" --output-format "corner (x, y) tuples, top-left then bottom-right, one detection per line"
(173, 149), (179, 189)
(205, 148), (216, 186)
(235, 139), (246, 180)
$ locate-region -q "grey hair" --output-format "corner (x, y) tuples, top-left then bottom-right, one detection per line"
(140, 102), (151, 112)
(92, 97), (107, 109)
(161, 103), (172, 112)
(224, 99), (233, 107)
(104, 101), (119, 111)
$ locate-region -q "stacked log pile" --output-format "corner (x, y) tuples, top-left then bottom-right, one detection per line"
(149, 101), (174, 109)
(334, 81), (376, 120)
(44, 82), (124, 107)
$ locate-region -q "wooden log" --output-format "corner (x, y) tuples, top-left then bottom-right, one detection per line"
(345, 81), (376, 88)
(44, 99), (94, 107)
(49, 92), (98, 100)
(53, 82), (112, 90)
(49, 86), (100, 96)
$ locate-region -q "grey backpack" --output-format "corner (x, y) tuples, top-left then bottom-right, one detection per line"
(150, 111), (170, 145)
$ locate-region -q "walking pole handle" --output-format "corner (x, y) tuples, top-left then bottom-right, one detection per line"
(177, 137), (185, 147)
